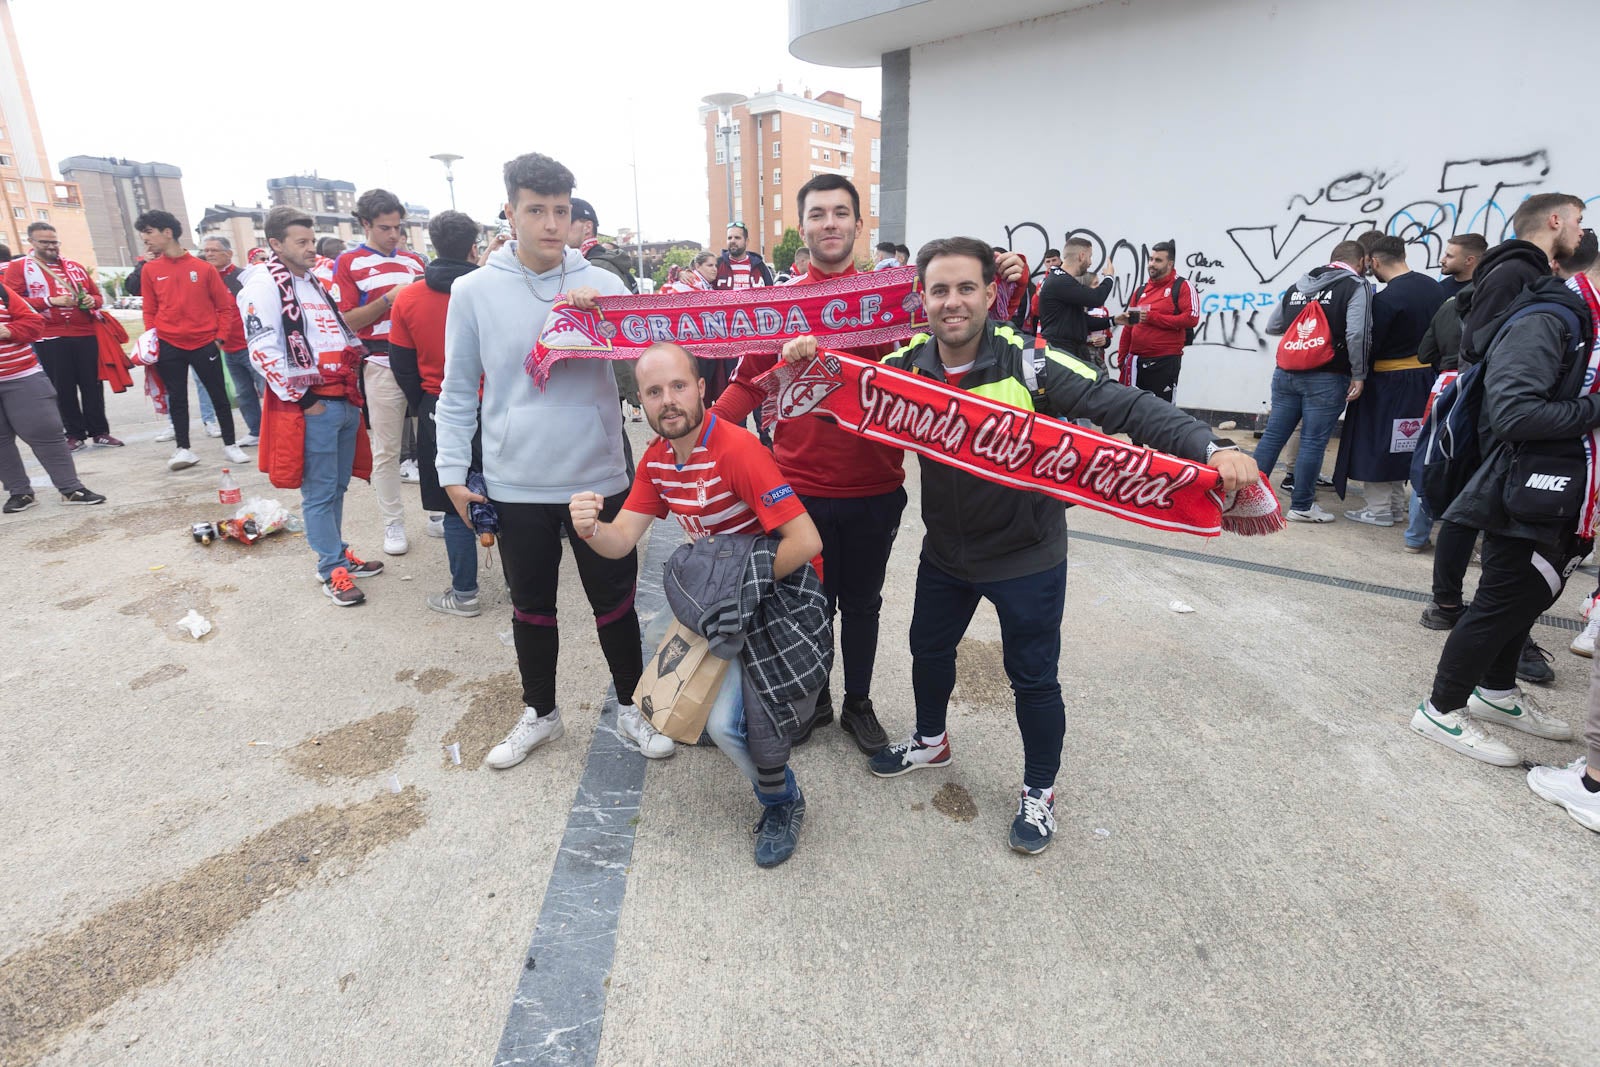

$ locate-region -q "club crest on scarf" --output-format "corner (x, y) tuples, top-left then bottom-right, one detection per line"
(777, 353), (845, 418)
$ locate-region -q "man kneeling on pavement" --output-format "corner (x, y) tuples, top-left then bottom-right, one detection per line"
(571, 342), (827, 869)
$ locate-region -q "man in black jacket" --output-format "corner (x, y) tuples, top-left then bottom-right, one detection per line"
(862, 236), (1257, 855)
(1410, 275), (1594, 766)
(715, 223), (774, 289)
(1459, 193), (1584, 366)
(566, 198), (643, 424)
(1037, 236), (1115, 361)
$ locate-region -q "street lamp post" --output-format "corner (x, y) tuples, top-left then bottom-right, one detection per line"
(701, 92), (747, 248)
(429, 153), (462, 211)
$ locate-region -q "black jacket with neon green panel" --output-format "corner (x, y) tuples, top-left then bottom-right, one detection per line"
(882, 323), (1218, 582)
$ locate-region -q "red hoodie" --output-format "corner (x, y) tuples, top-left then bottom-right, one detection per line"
(1116, 272), (1200, 360)
(710, 262), (905, 498)
(141, 252), (240, 350)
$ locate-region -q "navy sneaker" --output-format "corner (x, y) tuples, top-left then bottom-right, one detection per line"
(868, 733), (952, 778)
(1517, 639), (1555, 685)
(1008, 787), (1056, 855)
(753, 789), (806, 868)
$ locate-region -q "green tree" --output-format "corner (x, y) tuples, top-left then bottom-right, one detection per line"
(652, 246), (699, 289)
(772, 227), (802, 272)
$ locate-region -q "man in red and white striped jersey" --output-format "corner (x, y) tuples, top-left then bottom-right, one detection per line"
(331, 189), (426, 556)
(0, 267), (105, 512)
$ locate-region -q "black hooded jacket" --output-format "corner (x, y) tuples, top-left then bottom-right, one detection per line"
(1458, 239), (1551, 366)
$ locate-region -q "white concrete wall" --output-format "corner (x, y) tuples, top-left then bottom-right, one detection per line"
(905, 0), (1598, 416)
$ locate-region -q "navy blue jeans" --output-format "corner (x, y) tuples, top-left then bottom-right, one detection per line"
(910, 556), (1067, 790)
(1252, 369), (1349, 512)
(799, 486), (907, 699)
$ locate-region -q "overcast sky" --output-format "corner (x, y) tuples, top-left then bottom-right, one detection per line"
(14, 0), (881, 250)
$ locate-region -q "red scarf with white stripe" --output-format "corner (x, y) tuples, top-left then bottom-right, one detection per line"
(1568, 272), (1600, 537)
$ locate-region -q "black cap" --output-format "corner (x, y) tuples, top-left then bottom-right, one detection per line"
(570, 198), (598, 231)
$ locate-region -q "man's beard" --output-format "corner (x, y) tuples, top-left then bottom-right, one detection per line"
(648, 400), (705, 441)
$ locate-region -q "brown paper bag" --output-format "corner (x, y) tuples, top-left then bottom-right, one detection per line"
(633, 618), (732, 743)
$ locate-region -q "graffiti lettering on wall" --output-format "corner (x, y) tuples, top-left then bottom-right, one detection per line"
(1004, 148), (1594, 353)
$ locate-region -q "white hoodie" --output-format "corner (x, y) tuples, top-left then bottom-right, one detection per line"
(436, 244), (630, 502)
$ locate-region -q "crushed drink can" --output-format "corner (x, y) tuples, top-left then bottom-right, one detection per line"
(191, 522), (217, 545)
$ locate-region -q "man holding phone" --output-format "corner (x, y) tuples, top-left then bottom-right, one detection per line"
(1115, 240), (1200, 404)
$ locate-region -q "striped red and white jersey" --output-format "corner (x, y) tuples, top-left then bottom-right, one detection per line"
(0, 284), (48, 381)
(623, 414), (806, 542)
(329, 245), (426, 360)
(311, 256), (337, 288)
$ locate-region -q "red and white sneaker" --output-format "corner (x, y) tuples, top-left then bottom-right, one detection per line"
(868, 732), (952, 778)
(322, 566), (365, 607)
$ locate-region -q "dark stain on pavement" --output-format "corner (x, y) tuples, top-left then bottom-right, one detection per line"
(285, 707), (418, 784)
(0, 787), (426, 1067)
(442, 672), (521, 770)
(932, 783), (978, 822)
(55, 595), (97, 611)
(129, 664), (187, 691)
(117, 578), (217, 640)
(411, 668), (456, 694)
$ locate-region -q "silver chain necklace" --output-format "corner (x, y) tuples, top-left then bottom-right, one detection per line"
(516, 245), (567, 302)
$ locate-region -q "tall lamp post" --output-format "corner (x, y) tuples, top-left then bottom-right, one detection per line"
(429, 153), (462, 210)
(701, 92), (747, 247)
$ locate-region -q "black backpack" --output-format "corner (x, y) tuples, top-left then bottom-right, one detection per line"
(1169, 279), (1196, 346)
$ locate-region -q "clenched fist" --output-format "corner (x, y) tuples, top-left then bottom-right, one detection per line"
(569, 490), (605, 539)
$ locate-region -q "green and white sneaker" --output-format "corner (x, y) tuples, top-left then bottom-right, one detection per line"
(1408, 702), (1519, 767)
(1466, 687), (1572, 740)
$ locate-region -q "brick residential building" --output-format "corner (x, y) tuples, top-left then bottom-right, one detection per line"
(702, 86), (882, 266)
(267, 174), (357, 216)
(58, 156), (189, 269)
(0, 1), (95, 267)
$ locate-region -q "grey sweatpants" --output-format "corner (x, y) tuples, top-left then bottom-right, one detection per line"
(1587, 648), (1600, 771)
(0, 371), (84, 496)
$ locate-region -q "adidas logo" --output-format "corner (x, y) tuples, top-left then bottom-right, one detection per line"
(1296, 317), (1318, 340)
(1281, 335), (1328, 352)
(1524, 473), (1572, 491)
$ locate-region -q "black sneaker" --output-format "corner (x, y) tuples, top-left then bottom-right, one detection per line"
(1280, 472), (1294, 492)
(1419, 603), (1467, 631)
(60, 487), (107, 505)
(792, 686), (834, 745)
(752, 789), (805, 868)
(1009, 787), (1056, 855)
(839, 695), (889, 754)
(1517, 639), (1555, 685)
(3, 493), (35, 513)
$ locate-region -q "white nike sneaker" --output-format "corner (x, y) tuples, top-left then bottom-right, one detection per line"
(1465, 687), (1572, 740)
(1527, 758), (1600, 832)
(485, 707), (565, 770)
(238, 433), (259, 447)
(167, 448), (199, 471)
(223, 444), (248, 464)
(203, 421), (222, 438)
(1408, 702), (1519, 766)
(399, 458), (420, 483)
(155, 425), (176, 442)
(1287, 503), (1336, 523)
(383, 521), (408, 556)
(1571, 614), (1600, 658)
(618, 704), (675, 759)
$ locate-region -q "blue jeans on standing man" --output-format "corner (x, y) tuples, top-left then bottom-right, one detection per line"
(1251, 369), (1350, 513)
(223, 349), (262, 436)
(302, 398), (362, 580)
(441, 511), (479, 597)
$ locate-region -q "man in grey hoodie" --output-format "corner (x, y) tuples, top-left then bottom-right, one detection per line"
(436, 152), (674, 771)
(1254, 240), (1372, 522)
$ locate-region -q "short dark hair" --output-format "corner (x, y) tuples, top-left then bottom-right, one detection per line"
(1512, 192), (1586, 239)
(316, 236), (344, 257)
(26, 221), (55, 238)
(1446, 233), (1488, 257)
(875, 241), (895, 255)
(0, 243), (10, 262)
(1151, 239), (1176, 259)
(1331, 240), (1366, 265)
(726, 221), (748, 237)
(795, 173), (860, 221)
(1557, 228), (1598, 275)
(916, 236), (996, 286)
(1043, 247), (1061, 259)
(429, 210), (480, 261)
(895, 244), (910, 257)
(1356, 229), (1386, 253)
(1369, 235), (1408, 264)
(134, 210), (182, 239)
(265, 206), (315, 242)
(355, 188), (405, 225)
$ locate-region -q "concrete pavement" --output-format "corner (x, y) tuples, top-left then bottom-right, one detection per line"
(2, 385), (1597, 1066)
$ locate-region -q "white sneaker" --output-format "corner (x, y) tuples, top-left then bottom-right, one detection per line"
(1408, 702), (1519, 766)
(425, 513), (446, 539)
(399, 459), (420, 483)
(1466, 687), (1573, 740)
(167, 447), (199, 471)
(223, 444), (248, 464)
(383, 521), (408, 556)
(155, 426), (176, 442)
(1572, 609), (1600, 658)
(238, 433), (259, 447)
(618, 704), (676, 759)
(1287, 503), (1336, 523)
(203, 421), (222, 438)
(485, 707), (565, 770)
(1527, 758), (1600, 832)
(1344, 507), (1395, 527)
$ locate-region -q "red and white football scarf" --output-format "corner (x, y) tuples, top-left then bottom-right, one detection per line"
(765, 350), (1283, 538)
(526, 265), (924, 388)
(22, 255), (95, 329)
(1567, 272), (1600, 537)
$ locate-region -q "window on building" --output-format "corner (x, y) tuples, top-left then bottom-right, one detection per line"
(715, 145), (725, 165)
(732, 120), (740, 135)
(811, 147), (819, 159)
(871, 228), (880, 246)
(4, 180), (17, 194)
(731, 144), (741, 162)
(773, 195), (781, 210)
(772, 168), (781, 185)
(36, 209), (47, 222)
(871, 184), (881, 216)
(0, 155), (12, 167)
(756, 116), (763, 130)
(823, 150), (831, 162)
(871, 137), (881, 172)
(772, 142), (780, 158)
(823, 124), (831, 136)
(774, 220), (783, 237)
(810, 121), (818, 133)
(771, 114), (780, 132)
(11, 207), (23, 219)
